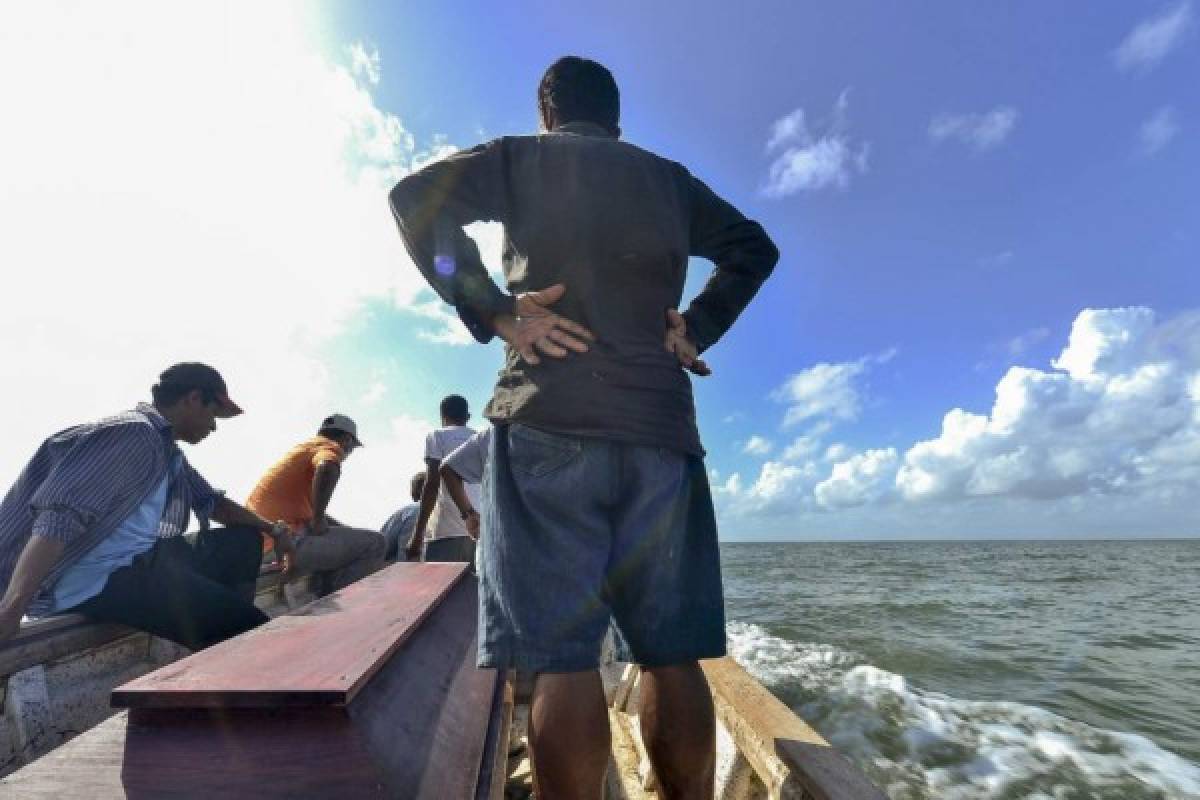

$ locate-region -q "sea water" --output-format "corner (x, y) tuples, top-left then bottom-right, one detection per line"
(721, 540), (1200, 799)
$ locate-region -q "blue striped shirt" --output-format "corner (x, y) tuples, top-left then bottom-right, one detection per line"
(0, 404), (223, 617)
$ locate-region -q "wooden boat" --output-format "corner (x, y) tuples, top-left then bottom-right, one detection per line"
(0, 563), (884, 799)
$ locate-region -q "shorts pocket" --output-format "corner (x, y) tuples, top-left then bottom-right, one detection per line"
(508, 425), (582, 478)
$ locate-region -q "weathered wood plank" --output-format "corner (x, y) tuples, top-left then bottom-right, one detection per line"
(0, 619), (138, 678)
(476, 676), (514, 800)
(112, 562), (467, 709)
(0, 711), (130, 798)
(701, 657), (886, 800)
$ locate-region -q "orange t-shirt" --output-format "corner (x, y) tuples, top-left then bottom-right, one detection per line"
(247, 436), (345, 552)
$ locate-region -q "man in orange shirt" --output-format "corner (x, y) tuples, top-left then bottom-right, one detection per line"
(247, 414), (385, 594)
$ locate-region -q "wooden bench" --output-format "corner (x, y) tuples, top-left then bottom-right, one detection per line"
(0, 562), (511, 799)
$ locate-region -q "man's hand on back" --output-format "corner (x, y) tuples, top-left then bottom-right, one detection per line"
(665, 309), (711, 376)
(492, 284), (595, 365)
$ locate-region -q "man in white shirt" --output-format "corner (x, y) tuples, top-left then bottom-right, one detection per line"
(406, 395), (481, 562)
(439, 427), (493, 540)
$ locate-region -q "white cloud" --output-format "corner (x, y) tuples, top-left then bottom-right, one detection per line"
(716, 307), (1200, 537)
(728, 460), (822, 516)
(349, 42), (382, 85)
(929, 107), (1019, 152)
(717, 473), (743, 496)
(1139, 106), (1181, 155)
(405, 299), (476, 346)
(897, 308), (1200, 504)
(773, 362), (866, 426)
(824, 443), (852, 463)
(742, 435), (774, 456)
(772, 351), (892, 428)
(0, 2), (462, 525)
(780, 432), (824, 462)
(1114, 2), (1194, 73)
(814, 448), (898, 509)
(762, 91), (870, 197)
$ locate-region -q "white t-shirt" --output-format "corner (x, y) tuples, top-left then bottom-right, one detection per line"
(442, 427), (492, 485)
(425, 425), (481, 540)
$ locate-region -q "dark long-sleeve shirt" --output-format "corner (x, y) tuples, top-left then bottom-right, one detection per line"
(0, 404), (222, 616)
(389, 121), (779, 455)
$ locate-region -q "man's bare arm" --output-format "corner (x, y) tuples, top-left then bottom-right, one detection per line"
(438, 464), (480, 539)
(408, 459), (441, 559)
(310, 461), (341, 534)
(212, 497), (296, 574)
(213, 495), (273, 532)
(0, 535), (65, 641)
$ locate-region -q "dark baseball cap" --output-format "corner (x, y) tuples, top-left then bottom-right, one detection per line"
(158, 363), (243, 418)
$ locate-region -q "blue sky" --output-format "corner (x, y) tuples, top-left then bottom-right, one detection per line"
(1, 2), (1196, 538)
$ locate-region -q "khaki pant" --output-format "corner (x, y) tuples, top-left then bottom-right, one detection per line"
(294, 525), (386, 593)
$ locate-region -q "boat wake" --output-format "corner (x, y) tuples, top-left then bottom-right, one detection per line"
(726, 621), (1200, 800)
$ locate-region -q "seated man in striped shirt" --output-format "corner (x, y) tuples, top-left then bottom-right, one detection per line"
(0, 363), (297, 651)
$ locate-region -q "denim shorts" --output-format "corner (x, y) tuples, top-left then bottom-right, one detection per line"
(477, 424), (726, 672)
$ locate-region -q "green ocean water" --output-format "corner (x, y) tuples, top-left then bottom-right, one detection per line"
(720, 539), (1200, 799)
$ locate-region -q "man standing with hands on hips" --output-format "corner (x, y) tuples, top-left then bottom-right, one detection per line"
(390, 56), (777, 799)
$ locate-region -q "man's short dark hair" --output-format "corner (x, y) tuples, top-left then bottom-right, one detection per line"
(538, 56), (620, 133)
(410, 471), (427, 502)
(440, 395), (469, 425)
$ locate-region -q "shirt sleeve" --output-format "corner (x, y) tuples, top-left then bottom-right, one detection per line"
(29, 424), (163, 544)
(311, 443), (345, 469)
(424, 431), (442, 461)
(681, 170), (780, 353)
(443, 430), (488, 485)
(388, 140), (516, 344)
(179, 458), (225, 530)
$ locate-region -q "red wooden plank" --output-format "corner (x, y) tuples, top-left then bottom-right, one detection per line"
(111, 562), (467, 709)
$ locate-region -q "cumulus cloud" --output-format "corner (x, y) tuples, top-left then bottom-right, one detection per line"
(349, 42), (382, 85)
(897, 308), (1200, 504)
(928, 107), (1019, 152)
(762, 91), (870, 197)
(1114, 2), (1193, 73)
(1139, 106), (1181, 155)
(718, 307), (1200, 536)
(0, 2), (465, 524)
(772, 350), (893, 428)
(730, 460), (822, 516)
(780, 430), (825, 462)
(814, 448), (898, 509)
(742, 436), (774, 456)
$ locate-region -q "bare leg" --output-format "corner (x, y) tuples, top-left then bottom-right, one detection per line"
(639, 662), (716, 800)
(529, 670), (610, 800)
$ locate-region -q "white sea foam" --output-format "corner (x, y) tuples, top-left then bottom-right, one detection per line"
(726, 621), (1200, 799)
